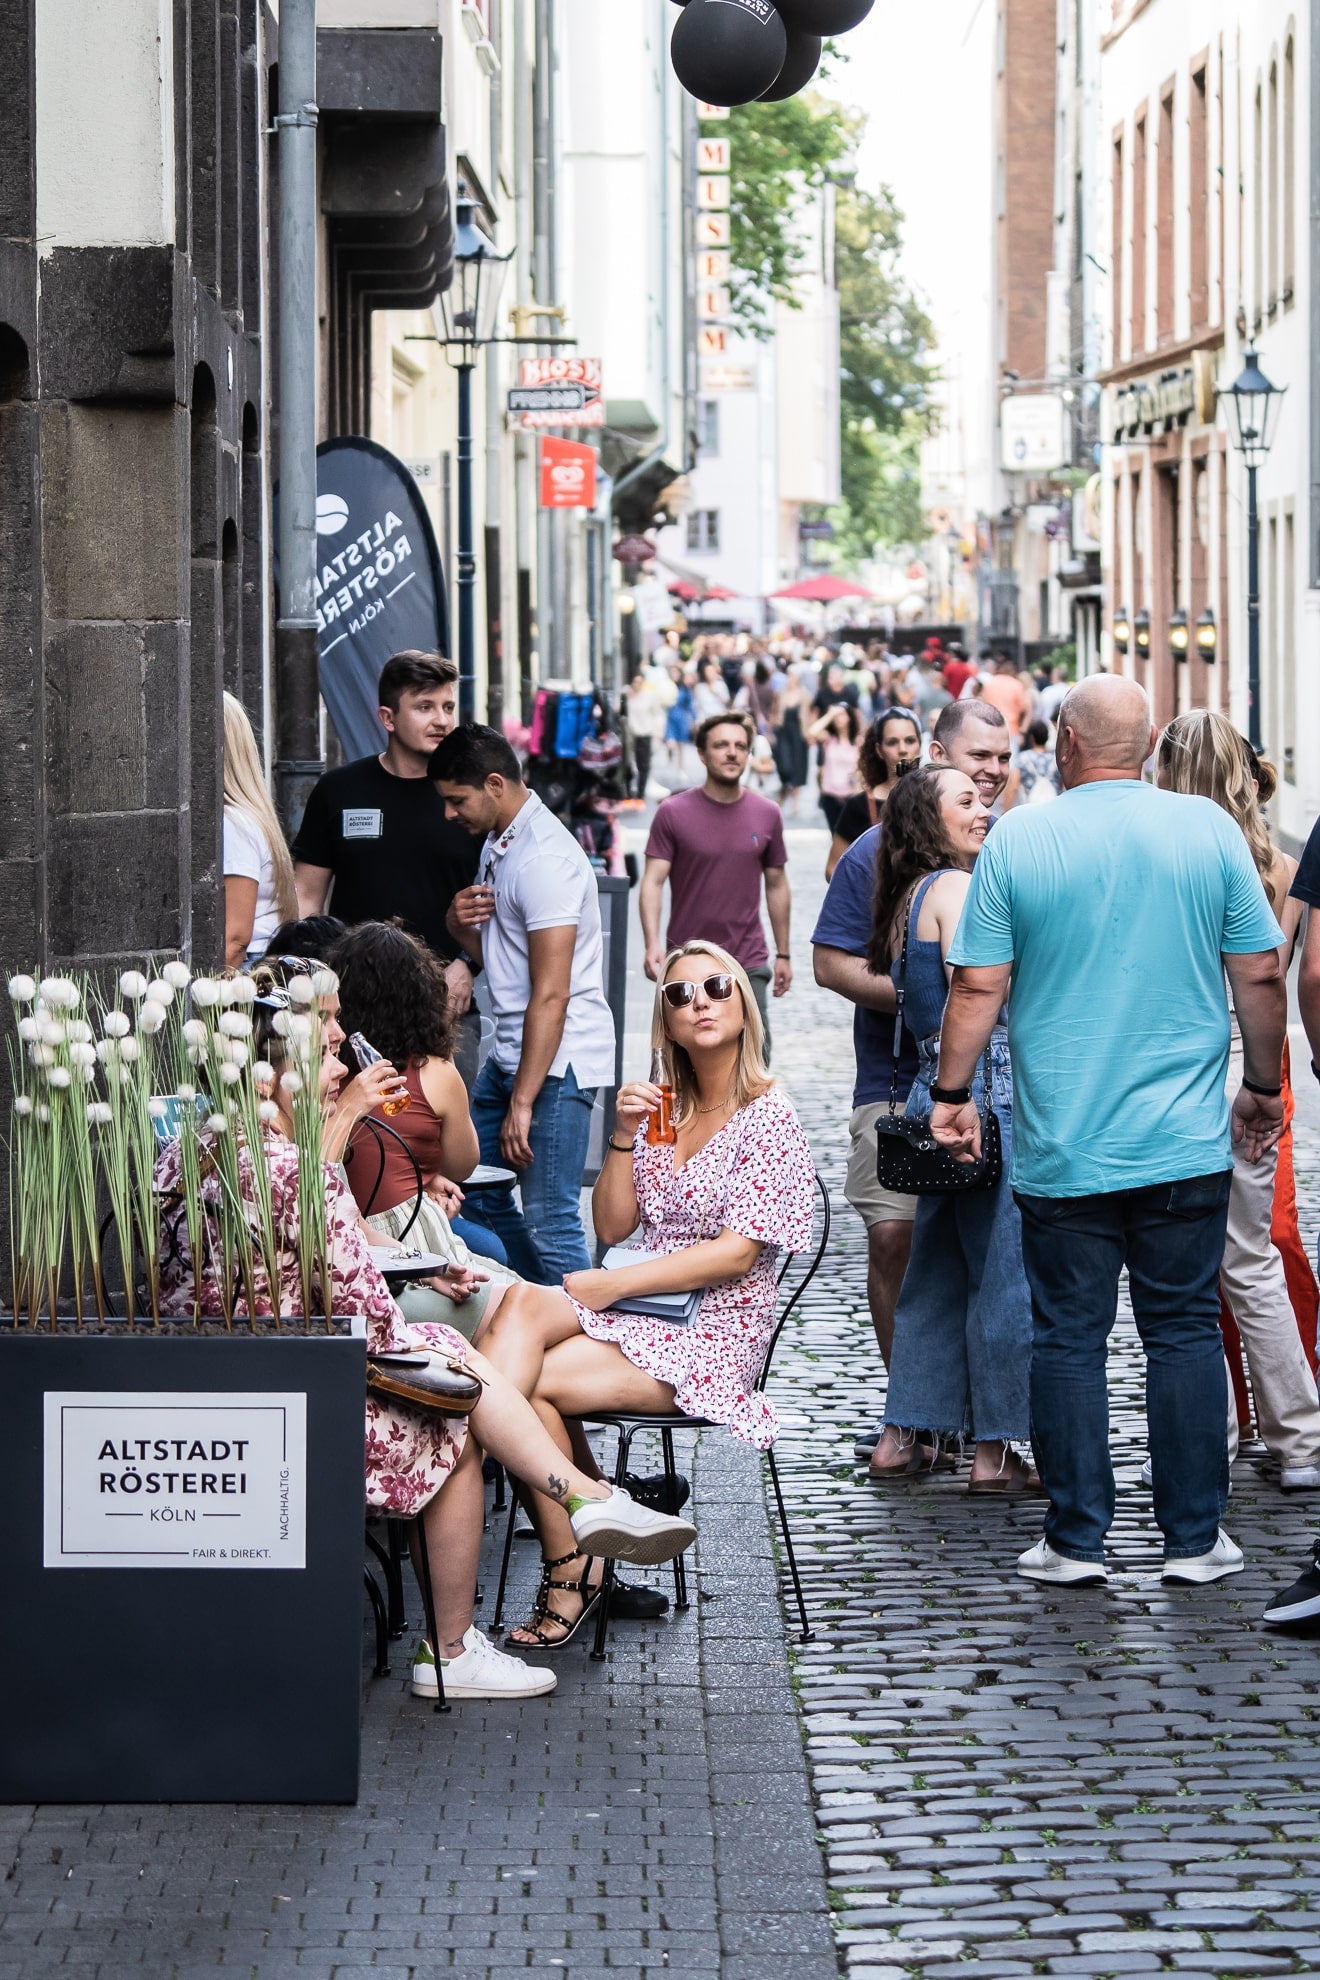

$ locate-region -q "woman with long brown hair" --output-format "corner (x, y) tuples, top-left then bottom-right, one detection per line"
(1156, 711), (1320, 1492)
(865, 768), (1039, 1490)
(825, 708), (924, 878)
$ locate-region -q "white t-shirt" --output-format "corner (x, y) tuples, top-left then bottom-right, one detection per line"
(478, 791), (617, 1088)
(223, 806), (284, 949)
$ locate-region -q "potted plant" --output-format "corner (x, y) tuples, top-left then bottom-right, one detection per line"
(0, 966), (366, 1804)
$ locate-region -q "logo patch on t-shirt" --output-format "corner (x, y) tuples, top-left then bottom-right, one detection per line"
(342, 808), (383, 839)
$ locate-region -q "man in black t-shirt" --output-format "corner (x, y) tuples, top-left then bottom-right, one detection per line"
(292, 651), (482, 1082)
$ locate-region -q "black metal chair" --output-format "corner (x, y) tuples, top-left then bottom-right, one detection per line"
(489, 1171), (831, 1659)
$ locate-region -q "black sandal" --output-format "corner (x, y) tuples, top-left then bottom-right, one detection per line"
(504, 1549), (603, 1651)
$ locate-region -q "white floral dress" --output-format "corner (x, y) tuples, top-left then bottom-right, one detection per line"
(155, 1136), (469, 1516)
(570, 1088), (816, 1448)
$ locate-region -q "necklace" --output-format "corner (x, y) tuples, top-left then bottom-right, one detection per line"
(696, 1097), (735, 1116)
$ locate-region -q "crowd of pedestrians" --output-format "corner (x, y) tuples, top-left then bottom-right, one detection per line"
(209, 629), (1320, 1677)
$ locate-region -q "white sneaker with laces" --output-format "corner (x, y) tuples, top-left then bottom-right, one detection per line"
(1280, 1464), (1320, 1492)
(411, 1628), (557, 1700)
(1017, 1538), (1109, 1587)
(1161, 1527), (1244, 1585)
(568, 1486), (697, 1566)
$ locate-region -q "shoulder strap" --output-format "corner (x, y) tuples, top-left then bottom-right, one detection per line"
(886, 883), (921, 1113)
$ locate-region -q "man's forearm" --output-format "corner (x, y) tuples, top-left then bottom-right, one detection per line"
(765, 876), (791, 957)
(813, 947), (897, 1014)
(638, 878), (663, 954)
(511, 994), (569, 1108)
(1234, 973), (1288, 1088)
(936, 974), (1004, 1087)
(1299, 917), (1320, 1068)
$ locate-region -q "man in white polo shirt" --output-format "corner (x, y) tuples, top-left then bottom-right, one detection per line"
(432, 725), (616, 1283)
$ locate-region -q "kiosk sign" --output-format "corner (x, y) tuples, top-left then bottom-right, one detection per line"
(43, 1392), (308, 1569)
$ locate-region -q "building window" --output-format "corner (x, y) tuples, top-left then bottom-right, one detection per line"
(1253, 81), (1263, 327)
(1268, 59), (1279, 312)
(1131, 113), (1147, 354)
(687, 509), (720, 553)
(1283, 506), (1296, 782)
(1157, 85), (1175, 342)
(696, 398), (720, 457)
(1189, 65), (1209, 327)
(1112, 131), (1124, 357)
(1283, 38), (1296, 304)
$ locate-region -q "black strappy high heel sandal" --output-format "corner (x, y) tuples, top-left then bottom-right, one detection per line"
(504, 1549), (603, 1651)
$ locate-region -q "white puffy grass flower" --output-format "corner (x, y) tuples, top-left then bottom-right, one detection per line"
(253, 1059), (275, 1085)
(205, 1112), (228, 1134)
(279, 1071), (303, 1094)
(288, 976), (314, 1006)
(229, 975), (257, 1005)
(218, 1010), (252, 1038)
(118, 1035), (141, 1063)
(181, 1019), (207, 1048)
(86, 1101), (112, 1126)
(46, 1066), (71, 1089)
(287, 1012), (314, 1044)
(163, 960), (191, 991)
(217, 977), (245, 1007)
(176, 1082), (197, 1103)
(271, 1010), (291, 1037)
(68, 1041), (96, 1069)
(309, 968), (339, 998)
(220, 1040), (248, 1067)
(101, 1010), (131, 1038)
(16, 1016), (38, 1042)
(35, 1103), (50, 1124)
(137, 1000), (168, 1034)
(146, 1097), (169, 1119)
(36, 1018), (66, 1046)
(118, 970), (149, 1001)
(257, 1099), (279, 1124)
(145, 978), (174, 1007)
(40, 976), (81, 1009)
(190, 978), (221, 1008)
(28, 1043), (55, 1068)
(7, 974), (36, 1003)
(218, 1062), (243, 1086)
(79, 1062), (96, 1083)
(67, 1018), (93, 1044)
(13, 1094), (33, 1117)
(95, 1038), (120, 1064)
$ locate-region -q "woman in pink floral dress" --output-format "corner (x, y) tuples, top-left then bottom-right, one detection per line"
(477, 941), (817, 1649)
(155, 960), (694, 1700)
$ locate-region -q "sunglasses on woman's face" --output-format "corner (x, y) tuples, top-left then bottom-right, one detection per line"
(661, 973), (736, 1009)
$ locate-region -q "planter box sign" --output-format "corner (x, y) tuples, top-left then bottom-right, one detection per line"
(44, 1391), (307, 1569)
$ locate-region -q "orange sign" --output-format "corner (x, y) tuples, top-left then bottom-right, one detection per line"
(539, 435), (597, 509)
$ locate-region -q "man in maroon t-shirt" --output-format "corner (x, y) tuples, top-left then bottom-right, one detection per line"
(640, 711), (792, 1055)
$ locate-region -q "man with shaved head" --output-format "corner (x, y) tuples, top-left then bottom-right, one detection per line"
(926, 672), (1287, 1590)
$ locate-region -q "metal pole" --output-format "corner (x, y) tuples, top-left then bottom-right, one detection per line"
(274, 0), (322, 833)
(1246, 460), (1261, 750)
(457, 360), (477, 724)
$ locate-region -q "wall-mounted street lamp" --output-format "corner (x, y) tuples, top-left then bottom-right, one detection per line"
(1220, 347), (1285, 748)
(1169, 608), (1190, 660)
(1113, 605), (1130, 654)
(1196, 607), (1217, 661)
(1133, 607), (1151, 657)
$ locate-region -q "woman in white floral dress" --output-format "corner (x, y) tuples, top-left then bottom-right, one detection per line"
(477, 941), (816, 1649)
(156, 960), (694, 1699)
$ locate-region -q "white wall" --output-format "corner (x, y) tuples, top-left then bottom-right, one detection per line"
(36, 0), (175, 247)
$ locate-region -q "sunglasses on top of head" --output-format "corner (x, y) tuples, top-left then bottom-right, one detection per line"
(661, 973), (736, 1010)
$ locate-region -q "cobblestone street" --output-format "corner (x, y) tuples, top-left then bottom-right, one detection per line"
(2, 812), (1318, 1980)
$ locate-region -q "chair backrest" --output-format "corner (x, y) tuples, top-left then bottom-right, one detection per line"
(755, 1169), (831, 1394)
(344, 1115), (425, 1241)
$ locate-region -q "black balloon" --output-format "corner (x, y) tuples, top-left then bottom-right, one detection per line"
(671, 0), (789, 108)
(759, 27), (822, 98)
(775, 0), (874, 31)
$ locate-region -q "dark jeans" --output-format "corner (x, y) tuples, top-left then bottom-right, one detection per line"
(1015, 1171), (1233, 1563)
(633, 734), (653, 798)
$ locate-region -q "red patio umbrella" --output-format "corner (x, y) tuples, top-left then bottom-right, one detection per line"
(769, 573), (874, 602)
(668, 578), (739, 602)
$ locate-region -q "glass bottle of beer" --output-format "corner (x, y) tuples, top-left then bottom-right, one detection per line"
(645, 1047), (676, 1147)
(349, 1031), (410, 1116)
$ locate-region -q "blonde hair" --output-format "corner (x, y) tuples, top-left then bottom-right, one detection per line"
(223, 692), (297, 923)
(649, 940), (774, 1125)
(1155, 709), (1278, 904)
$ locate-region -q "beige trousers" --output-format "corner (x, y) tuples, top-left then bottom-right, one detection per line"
(1222, 1022), (1320, 1469)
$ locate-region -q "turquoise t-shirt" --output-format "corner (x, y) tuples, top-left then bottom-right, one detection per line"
(948, 781), (1284, 1197)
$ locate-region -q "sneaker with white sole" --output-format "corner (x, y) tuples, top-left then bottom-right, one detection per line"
(1280, 1464), (1320, 1492)
(411, 1628), (556, 1700)
(568, 1486), (697, 1567)
(852, 1422), (884, 1465)
(1017, 1537), (1109, 1587)
(1161, 1527), (1244, 1585)
(1261, 1548), (1320, 1625)
(1139, 1457), (1153, 1489)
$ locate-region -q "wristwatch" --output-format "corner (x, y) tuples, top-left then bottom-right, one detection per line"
(930, 1082), (972, 1105)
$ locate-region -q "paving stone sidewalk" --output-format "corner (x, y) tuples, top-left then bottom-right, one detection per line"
(767, 827), (1320, 1980)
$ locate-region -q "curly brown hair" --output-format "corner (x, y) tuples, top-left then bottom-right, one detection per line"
(329, 921), (454, 1068)
(866, 767), (964, 973)
(860, 709), (923, 789)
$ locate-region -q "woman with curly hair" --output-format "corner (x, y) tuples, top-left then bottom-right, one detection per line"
(332, 920), (513, 1335)
(865, 767), (1039, 1491)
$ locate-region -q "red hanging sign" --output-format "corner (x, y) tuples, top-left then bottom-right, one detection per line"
(539, 435), (597, 509)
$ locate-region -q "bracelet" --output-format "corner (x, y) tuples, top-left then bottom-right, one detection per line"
(1242, 1076), (1283, 1098)
(930, 1082), (972, 1105)
(776, 952), (791, 960)
(608, 1138), (633, 1153)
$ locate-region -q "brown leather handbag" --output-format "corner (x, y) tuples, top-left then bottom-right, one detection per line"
(366, 1350), (483, 1416)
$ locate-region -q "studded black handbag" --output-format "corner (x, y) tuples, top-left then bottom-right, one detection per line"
(873, 883), (1003, 1197)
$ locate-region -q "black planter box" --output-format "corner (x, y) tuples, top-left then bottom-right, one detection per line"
(0, 1329), (366, 1804)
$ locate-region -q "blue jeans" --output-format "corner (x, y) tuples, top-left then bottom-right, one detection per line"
(1015, 1170), (1233, 1563)
(884, 1034), (1033, 1442)
(466, 1060), (596, 1285)
(450, 1214), (507, 1269)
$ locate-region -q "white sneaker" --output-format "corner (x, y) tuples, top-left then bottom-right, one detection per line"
(1161, 1527), (1244, 1585)
(411, 1629), (556, 1700)
(1280, 1464), (1320, 1492)
(1017, 1538), (1109, 1587)
(568, 1486), (697, 1566)
(1139, 1457), (1153, 1489)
